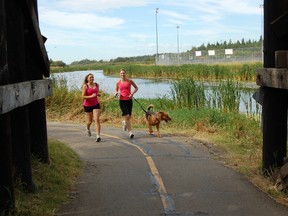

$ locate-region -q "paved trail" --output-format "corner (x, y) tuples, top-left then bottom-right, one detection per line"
(47, 122), (288, 216)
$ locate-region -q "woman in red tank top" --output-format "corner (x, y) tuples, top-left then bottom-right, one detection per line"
(115, 69), (138, 139)
(82, 73), (101, 142)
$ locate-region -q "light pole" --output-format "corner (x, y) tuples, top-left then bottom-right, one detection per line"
(155, 8), (159, 65)
(259, 3), (264, 63)
(177, 25), (180, 65)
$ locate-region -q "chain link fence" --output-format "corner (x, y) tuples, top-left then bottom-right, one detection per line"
(157, 47), (263, 65)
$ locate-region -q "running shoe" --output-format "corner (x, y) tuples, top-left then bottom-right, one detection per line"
(96, 137), (101, 142)
(129, 133), (134, 139)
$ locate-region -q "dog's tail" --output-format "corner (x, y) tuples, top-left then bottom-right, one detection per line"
(147, 104), (154, 111)
(145, 104), (154, 118)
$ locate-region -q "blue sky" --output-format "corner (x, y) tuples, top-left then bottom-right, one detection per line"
(38, 0), (263, 64)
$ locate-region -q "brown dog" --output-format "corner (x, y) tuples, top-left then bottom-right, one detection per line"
(145, 104), (171, 137)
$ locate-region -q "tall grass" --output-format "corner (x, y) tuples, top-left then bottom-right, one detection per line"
(102, 63), (262, 82)
(46, 75), (83, 118)
(170, 78), (261, 117)
(51, 62), (262, 82)
(171, 78), (206, 109)
(209, 80), (242, 112)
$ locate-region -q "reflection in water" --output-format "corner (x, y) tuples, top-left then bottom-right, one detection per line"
(52, 70), (261, 114)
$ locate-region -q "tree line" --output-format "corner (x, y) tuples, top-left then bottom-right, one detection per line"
(50, 37), (263, 67)
(190, 36), (262, 52)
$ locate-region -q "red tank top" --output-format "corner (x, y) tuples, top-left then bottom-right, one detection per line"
(83, 83), (99, 106)
(117, 80), (131, 100)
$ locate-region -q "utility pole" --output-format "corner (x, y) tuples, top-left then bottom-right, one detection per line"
(155, 8), (159, 65)
(177, 25), (180, 65)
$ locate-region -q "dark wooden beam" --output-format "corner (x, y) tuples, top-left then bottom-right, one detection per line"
(262, 88), (288, 172)
(0, 79), (52, 115)
(256, 68), (288, 89)
(22, 1), (50, 164)
(0, 114), (14, 214)
(261, 0), (288, 173)
(263, 1), (288, 67)
(29, 99), (50, 163)
(23, 0), (50, 77)
(11, 106), (36, 192)
(0, 0), (15, 213)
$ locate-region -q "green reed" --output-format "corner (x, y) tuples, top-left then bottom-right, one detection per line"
(240, 87), (261, 118)
(171, 78), (206, 109)
(208, 80), (242, 112)
(46, 75), (83, 115)
(101, 63), (262, 81)
(52, 62), (262, 82)
(170, 78), (261, 117)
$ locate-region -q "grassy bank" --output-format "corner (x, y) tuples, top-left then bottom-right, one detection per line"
(14, 139), (82, 215)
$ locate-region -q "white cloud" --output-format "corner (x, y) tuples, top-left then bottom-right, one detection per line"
(56, 0), (155, 12)
(39, 9), (124, 30)
(164, 0), (260, 15)
(160, 9), (193, 21)
(217, 0), (261, 15)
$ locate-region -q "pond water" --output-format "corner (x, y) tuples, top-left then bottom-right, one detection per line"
(52, 70), (172, 99)
(52, 70), (261, 115)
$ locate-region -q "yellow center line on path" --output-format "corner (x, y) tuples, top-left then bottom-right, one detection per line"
(102, 133), (172, 214)
(48, 124), (173, 213)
